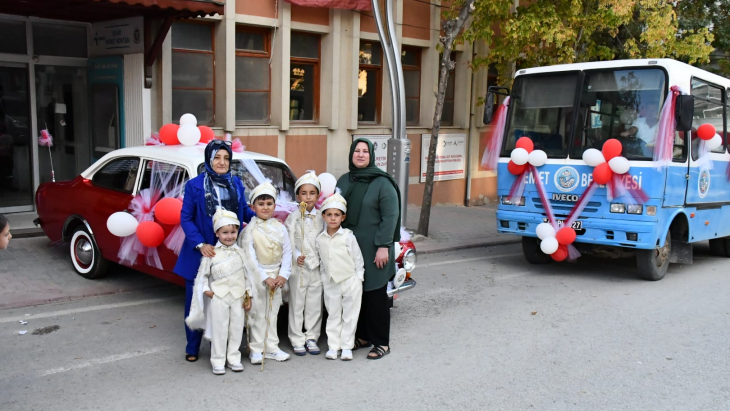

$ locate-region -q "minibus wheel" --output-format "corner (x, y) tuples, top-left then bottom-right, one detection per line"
(636, 232), (670, 281)
(522, 237), (552, 264)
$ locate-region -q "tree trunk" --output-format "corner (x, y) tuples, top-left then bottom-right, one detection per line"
(417, 0), (475, 236)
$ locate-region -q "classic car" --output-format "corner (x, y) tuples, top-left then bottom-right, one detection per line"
(34, 145), (416, 298)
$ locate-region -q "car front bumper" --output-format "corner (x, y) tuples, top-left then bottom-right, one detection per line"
(387, 278), (417, 298)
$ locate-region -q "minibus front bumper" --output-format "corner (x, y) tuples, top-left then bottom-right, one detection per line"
(496, 210), (660, 249)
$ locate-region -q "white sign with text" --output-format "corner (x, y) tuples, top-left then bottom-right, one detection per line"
(352, 135), (389, 172)
(90, 17), (144, 56)
(420, 134), (466, 182)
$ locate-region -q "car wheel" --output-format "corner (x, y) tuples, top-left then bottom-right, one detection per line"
(636, 231), (670, 281)
(522, 236), (552, 264)
(709, 238), (730, 257)
(69, 227), (109, 279)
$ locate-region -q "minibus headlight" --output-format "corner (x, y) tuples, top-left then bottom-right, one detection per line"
(646, 206), (657, 216)
(610, 203), (626, 213)
(502, 196), (525, 206)
(626, 204), (643, 215)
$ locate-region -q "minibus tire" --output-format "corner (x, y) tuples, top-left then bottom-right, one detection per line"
(522, 237), (552, 264)
(708, 238), (730, 257)
(636, 232), (670, 281)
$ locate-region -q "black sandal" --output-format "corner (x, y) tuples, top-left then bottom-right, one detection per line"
(353, 339), (372, 351)
(185, 354), (198, 362)
(367, 345), (390, 360)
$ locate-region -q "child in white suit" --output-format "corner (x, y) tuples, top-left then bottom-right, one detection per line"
(185, 209), (253, 375)
(238, 181), (293, 365)
(316, 193), (364, 361)
(285, 171), (324, 356)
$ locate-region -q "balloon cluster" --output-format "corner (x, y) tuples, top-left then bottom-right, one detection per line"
(582, 139), (630, 185)
(159, 114), (216, 147)
(508, 137), (548, 175)
(535, 223), (577, 262)
(697, 123), (722, 150)
(106, 197), (183, 247)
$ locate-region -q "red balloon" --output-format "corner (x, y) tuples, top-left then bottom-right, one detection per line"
(155, 197), (183, 225)
(515, 137), (534, 153)
(159, 123), (180, 145)
(593, 162), (614, 185)
(556, 226), (577, 245)
(696, 123), (716, 141)
(198, 126), (215, 144)
(136, 221), (165, 248)
(551, 245), (568, 261)
(602, 139), (622, 161)
(507, 160), (527, 175)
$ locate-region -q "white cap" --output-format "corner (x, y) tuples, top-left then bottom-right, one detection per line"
(295, 170), (321, 194)
(321, 193), (347, 213)
(249, 181), (277, 203)
(213, 209), (240, 232)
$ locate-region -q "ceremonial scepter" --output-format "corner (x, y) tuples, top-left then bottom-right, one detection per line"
(298, 201), (307, 288)
(261, 286), (275, 372)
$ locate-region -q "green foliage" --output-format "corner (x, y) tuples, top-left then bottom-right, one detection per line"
(676, 0), (730, 76)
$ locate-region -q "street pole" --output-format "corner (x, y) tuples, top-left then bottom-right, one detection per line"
(371, 0), (410, 227)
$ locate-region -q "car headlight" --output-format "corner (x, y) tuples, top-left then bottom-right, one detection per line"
(402, 249), (417, 272)
(626, 204), (643, 214)
(610, 203), (626, 213)
(501, 196), (525, 206)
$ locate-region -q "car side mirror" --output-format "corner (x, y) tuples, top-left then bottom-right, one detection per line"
(483, 93), (496, 125)
(675, 95), (694, 132)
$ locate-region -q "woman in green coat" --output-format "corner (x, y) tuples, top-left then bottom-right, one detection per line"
(337, 138), (401, 360)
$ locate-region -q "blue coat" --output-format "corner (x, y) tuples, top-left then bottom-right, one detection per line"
(173, 173), (256, 281)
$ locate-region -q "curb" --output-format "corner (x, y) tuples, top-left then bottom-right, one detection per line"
(11, 228), (45, 239)
(415, 238), (521, 255)
(0, 284), (179, 310)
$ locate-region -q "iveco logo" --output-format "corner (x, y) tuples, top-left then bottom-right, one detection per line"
(552, 194), (579, 202)
(554, 166), (579, 192)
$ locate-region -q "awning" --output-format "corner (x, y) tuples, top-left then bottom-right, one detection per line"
(283, 0), (371, 11)
(0, 0), (224, 23)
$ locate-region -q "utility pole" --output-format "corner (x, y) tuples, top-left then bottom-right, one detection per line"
(371, 0), (410, 227)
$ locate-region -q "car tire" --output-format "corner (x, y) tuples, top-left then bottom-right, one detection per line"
(522, 236), (552, 265)
(69, 227), (109, 279)
(709, 238), (730, 257)
(636, 231), (670, 281)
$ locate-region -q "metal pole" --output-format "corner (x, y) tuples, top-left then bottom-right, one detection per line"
(371, 0), (410, 227)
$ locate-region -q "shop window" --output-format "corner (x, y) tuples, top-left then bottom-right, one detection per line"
(32, 23), (87, 58)
(171, 22), (215, 126)
(92, 157), (140, 193)
(358, 41), (382, 123)
(235, 26), (271, 125)
(289, 32), (320, 122)
(441, 52), (456, 126)
(691, 78), (726, 159)
(402, 46), (421, 125)
(0, 20), (27, 55)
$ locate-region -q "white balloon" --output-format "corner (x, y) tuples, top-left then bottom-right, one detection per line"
(535, 222), (556, 240)
(318, 172), (337, 197)
(608, 156), (630, 175)
(177, 125), (201, 146)
(179, 113), (197, 126)
(511, 148), (529, 165)
(540, 236), (559, 255)
(107, 212), (138, 237)
(582, 148), (606, 167)
(528, 150), (548, 167)
(707, 134), (723, 151)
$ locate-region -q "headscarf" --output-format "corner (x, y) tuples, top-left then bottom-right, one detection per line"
(203, 141), (239, 217)
(341, 138), (401, 242)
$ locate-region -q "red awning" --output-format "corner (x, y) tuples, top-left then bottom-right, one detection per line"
(0, 0), (224, 23)
(283, 0), (372, 11)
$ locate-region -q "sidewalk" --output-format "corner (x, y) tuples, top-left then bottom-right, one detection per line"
(0, 204), (514, 309)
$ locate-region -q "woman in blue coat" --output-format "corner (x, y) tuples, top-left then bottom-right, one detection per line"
(174, 140), (255, 362)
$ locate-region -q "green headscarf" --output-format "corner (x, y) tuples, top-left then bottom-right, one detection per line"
(341, 138), (402, 242)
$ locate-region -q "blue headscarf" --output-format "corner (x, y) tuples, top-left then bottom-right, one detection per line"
(203, 141), (239, 217)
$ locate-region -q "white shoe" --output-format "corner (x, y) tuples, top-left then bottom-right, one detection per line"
(226, 362), (244, 372)
(305, 339), (321, 355)
(249, 352), (263, 365)
(341, 349), (353, 361)
(293, 346), (306, 356)
(212, 366), (225, 375)
(325, 350), (338, 360)
(265, 350), (291, 362)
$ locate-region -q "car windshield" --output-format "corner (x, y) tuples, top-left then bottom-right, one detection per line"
(197, 160), (296, 203)
(571, 68), (666, 160)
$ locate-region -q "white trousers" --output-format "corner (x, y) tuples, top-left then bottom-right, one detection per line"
(210, 293), (244, 367)
(287, 266), (323, 347)
(322, 274), (363, 351)
(249, 278), (283, 354)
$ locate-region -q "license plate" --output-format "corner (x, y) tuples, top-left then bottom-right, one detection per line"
(544, 218), (582, 229)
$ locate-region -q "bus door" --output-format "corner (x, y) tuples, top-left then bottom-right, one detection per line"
(684, 78), (730, 240)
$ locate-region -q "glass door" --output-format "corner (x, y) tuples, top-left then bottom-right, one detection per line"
(0, 64), (34, 212)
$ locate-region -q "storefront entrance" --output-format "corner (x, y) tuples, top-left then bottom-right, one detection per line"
(0, 64), (33, 212)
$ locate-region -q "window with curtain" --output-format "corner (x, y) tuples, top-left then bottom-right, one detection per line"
(171, 22), (215, 125)
(235, 26), (271, 125)
(358, 41), (382, 123)
(289, 32), (320, 122)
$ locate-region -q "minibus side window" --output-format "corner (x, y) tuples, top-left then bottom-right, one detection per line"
(690, 79), (725, 160)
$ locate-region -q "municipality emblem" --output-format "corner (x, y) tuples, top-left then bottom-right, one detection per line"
(554, 166), (579, 192)
(698, 168), (710, 198)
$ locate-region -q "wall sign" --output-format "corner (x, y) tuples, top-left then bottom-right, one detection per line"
(352, 135), (389, 172)
(90, 17), (144, 57)
(420, 134), (466, 182)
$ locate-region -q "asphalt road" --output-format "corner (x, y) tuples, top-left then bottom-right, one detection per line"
(1, 242), (728, 411)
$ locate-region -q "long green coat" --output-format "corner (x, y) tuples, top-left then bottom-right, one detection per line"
(337, 174), (399, 292)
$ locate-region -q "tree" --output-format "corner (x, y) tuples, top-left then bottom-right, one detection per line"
(676, 0), (730, 76)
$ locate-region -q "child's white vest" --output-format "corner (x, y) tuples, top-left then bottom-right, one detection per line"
(208, 248), (248, 299)
(251, 218), (284, 278)
(285, 210), (323, 271)
(317, 229), (357, 283)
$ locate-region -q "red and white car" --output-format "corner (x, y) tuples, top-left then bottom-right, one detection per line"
(34, 145), (417, 298)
